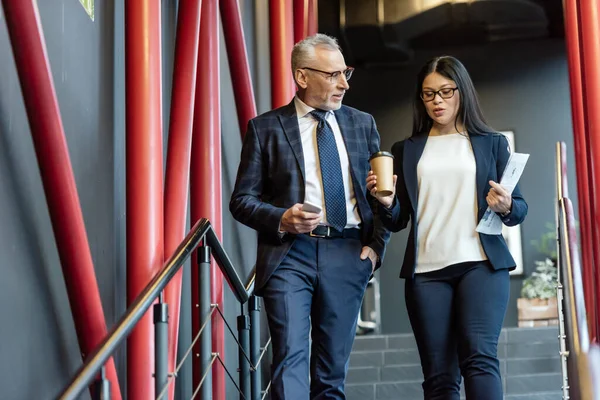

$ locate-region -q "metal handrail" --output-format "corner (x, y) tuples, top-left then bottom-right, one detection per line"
(57, 218), (252, 399)
(245, 265), (256, 295)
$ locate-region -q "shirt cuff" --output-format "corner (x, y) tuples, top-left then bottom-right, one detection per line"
(278, 221), (286, 238)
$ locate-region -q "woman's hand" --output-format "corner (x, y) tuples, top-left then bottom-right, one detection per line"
(486, 180), (512, 215)
(366, 171), (397, 208)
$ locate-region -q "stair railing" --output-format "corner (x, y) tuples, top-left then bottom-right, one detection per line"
(554, 142), (600, 399)
(56, 218), (271, 400)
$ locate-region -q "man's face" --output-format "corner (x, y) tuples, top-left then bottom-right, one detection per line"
(295, 47), (350, 111)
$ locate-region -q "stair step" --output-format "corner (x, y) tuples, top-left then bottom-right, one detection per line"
(346, 381), (562, 400)
(504, 327), (560, 344)
(350, 351), (560, 369)
(505, 372), (562, 395)
(387, 334), (418, 350)
(347, 357), (561, 383)
(351, 336), (388, 352)
(504, 392), (563, 399)
(349, 351), (384, 367)
(383, 349), (420, 366)
(346, 367), (380, 384)
(504, 342), (560, 359)
(505, 357), (561, 376)
(381, 364), (422, 382)
(352, 327), (560, 352)
(346, 383), (376, 400)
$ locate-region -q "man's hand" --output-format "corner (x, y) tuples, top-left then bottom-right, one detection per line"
(366, 171), (397, 208)
(486, 180), (512, 215)
(280, 203), (322, 234)
(360, 246), (378, 273)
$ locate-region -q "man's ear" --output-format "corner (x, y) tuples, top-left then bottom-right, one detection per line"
(295, 69), (308, 90)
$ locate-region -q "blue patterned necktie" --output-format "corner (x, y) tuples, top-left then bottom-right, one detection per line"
(311, 109), (347, 232)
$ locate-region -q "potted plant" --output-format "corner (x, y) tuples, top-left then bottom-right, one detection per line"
(517, 223), (559, 327)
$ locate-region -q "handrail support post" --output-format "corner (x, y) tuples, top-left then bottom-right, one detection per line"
(93, 366), (111, 400)
(198, 246), (213, 399)
(154, 293), (169, 398)
(237, 311), (251, 400)
(249, 295), (262, 400)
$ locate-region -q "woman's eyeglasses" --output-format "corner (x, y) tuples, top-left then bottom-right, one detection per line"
(420, 87), (458, 102)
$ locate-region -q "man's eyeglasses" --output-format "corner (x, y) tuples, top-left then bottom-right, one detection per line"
(420, 87), (458, 102)
(300, 67), (355, 82)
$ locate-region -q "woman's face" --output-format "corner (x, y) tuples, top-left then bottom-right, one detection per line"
(421, 72), (461, 130)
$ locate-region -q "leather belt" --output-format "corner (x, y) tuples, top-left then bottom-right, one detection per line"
(308, 225), (361, 240)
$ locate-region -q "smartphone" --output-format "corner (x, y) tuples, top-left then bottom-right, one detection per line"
(301, 201), (322, 214)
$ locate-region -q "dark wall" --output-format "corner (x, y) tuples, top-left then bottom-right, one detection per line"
(0, 0), (262, 398)
(0, 1), (117, 398)
(344, 39), (578, 333)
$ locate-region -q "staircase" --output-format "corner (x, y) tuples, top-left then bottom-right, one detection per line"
(347, 327), (563, 400)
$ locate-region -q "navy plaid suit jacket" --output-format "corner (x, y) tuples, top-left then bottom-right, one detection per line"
(230, 100), (391, 295)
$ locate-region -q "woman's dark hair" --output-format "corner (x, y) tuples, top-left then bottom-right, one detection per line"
(412, 56), (493, 136)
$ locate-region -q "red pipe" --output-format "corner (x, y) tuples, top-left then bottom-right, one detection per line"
(126, 1), (164, 399)
(308, 0), (318, 36)
(270, 0), (296, 108)
(564, 0), (597, 341)
(579, 0), (600, 340)
(1, 1), (122, 398)
(294, 0), (309, 44)
(191, 0), (224, 398)
(163, 1), (203, 399)
(220, 0), (257, 138)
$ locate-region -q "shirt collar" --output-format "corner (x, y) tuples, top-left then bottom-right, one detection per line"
(294, 96), (333, 119)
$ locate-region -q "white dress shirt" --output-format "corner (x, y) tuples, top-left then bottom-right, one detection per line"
(294, 96), (361, 229)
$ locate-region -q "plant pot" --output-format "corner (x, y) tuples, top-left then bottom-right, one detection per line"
(517, 297), (559, 327)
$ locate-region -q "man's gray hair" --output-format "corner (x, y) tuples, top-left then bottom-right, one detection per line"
(291, 33), (342, 75)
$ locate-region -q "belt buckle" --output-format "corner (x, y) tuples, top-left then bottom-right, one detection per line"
(309, 226), (330, 238)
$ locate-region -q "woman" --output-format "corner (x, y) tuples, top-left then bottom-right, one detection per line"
(366, 56), (527, 399)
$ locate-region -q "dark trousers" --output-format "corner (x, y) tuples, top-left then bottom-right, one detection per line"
(261, 234), (373, 400)
(405, 260), (509, 400)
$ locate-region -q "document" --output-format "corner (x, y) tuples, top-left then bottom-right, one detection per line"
(476, 152), (530, 235)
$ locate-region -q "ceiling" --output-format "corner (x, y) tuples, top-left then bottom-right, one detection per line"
(318, 0), (565, 67)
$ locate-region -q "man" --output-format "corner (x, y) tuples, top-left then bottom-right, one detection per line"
(230, 34), (390, 399)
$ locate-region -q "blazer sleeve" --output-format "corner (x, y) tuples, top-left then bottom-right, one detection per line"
(229, 119), (287, 238)
(496, 134), (528, 226)
(378, 141), (412, 232)
(366, 115), (391, 266)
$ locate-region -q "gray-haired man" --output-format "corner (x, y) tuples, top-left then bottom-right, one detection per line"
(230, 34), (390, 399)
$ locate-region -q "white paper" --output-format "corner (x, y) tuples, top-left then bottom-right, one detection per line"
(476, 152), (530, 235)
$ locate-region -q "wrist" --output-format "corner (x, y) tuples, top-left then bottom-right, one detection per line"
(500, 202), (512, 217)
(384, 197), (395, 209)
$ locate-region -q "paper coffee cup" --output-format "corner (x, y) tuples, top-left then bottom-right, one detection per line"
(369, 151), (394, 196)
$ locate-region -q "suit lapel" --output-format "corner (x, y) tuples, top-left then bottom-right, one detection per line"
(469, 133), (493, 205)
(403, 133), (428, 212)
(278, 101), (305, 183)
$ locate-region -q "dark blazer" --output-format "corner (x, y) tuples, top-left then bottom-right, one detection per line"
(230, 101), (391, 295)
(380, 131), (528, 279)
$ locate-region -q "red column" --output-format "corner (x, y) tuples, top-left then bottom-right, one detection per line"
(294, 0), (309, 44)
(220, 0), (257, 138)
(270, 0), (295, 108)
(1, 1), (122, 398)
(578, 0), (600, 340)
(163, 1), (203, 399)
(564, 0), (597, 340)
(191, 0), (224, 398)
(126, 1), (164, 399)
(308, 0), (318, 36)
